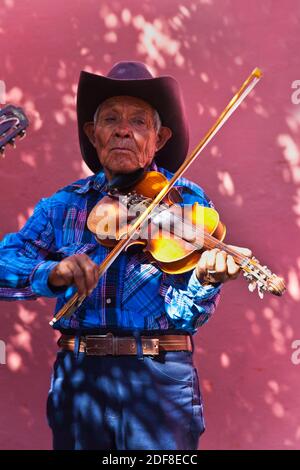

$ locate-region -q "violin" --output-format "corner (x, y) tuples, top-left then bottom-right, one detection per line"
(49, 67), (285, 326)
(87, 170), (285, 298)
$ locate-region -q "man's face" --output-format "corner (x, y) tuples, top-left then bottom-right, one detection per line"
(84, 96), (172, 179)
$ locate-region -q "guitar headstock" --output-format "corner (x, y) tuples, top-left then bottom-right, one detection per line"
(0, 105), (29, 157)
(241, 256), (286, 299)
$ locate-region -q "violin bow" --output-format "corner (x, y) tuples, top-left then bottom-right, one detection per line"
(50, 68), (264, 326)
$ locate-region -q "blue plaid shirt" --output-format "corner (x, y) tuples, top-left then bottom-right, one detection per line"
(0, 165), (221, 333)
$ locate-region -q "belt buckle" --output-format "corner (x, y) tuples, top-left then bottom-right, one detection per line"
(85, 332), (114, 356)
(142, 338), (160, 356)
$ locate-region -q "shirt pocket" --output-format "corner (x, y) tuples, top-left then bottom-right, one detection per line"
(145, 351), (194, 384)
(122, 252), (163, 316)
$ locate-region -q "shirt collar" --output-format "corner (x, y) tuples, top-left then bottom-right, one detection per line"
(71, 171), (108, 194)
(92, 171), (108, 192)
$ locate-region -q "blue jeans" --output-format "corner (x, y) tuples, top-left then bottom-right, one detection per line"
(46, 349), (205, 450)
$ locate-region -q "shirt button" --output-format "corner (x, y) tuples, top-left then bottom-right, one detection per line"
(106, 298), (111, 304)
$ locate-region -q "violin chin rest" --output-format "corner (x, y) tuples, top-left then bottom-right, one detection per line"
(107, 168), (145, 191)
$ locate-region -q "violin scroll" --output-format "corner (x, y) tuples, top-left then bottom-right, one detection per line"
(241, 256), (286, 299)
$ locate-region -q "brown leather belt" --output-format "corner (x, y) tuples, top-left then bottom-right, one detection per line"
(58, 332), (192, 356)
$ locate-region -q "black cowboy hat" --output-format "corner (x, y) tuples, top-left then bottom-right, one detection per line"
(76, 61), (189, 173)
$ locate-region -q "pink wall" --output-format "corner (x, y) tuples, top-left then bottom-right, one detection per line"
(0, 0), (299, 450)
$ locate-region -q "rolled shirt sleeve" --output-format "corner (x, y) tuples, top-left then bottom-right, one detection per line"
(29, 259), (63, 297)
(163, 268), (222, 332)
(0, 198), (63, 299)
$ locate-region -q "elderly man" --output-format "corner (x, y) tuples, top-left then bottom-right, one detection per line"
(0, 61), (250, 450)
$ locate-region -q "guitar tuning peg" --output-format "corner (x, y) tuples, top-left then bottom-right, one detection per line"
(19, 129), (26, 139)
(248, 281), (257, 292)
(8, 138), (16, 148)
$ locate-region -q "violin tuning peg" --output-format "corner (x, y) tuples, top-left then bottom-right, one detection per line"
(0, 146), (5, 157)
(258, 288), (264, 300)
(248, 281), (257, 292)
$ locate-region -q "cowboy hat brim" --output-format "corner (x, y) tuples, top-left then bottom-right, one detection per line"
(77, 71), (189, 173)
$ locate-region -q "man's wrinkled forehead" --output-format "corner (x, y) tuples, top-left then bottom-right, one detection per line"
(99, 95), (154, 114)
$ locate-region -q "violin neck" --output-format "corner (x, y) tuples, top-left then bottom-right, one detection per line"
(202, 233), (248, 266)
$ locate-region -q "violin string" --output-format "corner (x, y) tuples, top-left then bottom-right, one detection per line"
(149, 206), (250, 265)
(125, 197), (251, 265)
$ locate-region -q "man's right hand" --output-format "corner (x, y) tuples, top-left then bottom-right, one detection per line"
(48, 254), (100, 297)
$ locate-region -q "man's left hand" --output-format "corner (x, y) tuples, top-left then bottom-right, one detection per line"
(196, 245), (252, 285)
